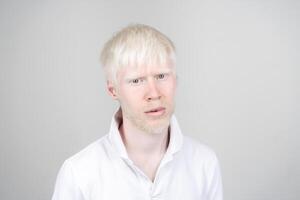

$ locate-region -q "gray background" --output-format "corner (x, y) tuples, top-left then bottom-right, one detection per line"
(0, 0), (299, 199)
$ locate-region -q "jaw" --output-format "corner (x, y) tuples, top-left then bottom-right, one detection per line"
(123, 108), (173, 135)
(119, 98), (175, 135)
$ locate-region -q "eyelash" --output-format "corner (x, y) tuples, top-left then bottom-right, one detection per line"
(156, 73), (167, 80)
(130, 78), (144, 85)
(129, 74), (169, 85)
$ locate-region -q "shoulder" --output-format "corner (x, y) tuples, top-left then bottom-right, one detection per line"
(182, 136), (217, 157)
(62, 135), (111, 179)
(180, 137), (223, 198)
(53, 135), (111, 199)
(181, 135), (220, 167)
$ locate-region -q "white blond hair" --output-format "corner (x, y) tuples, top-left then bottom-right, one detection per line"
(100, 24), (176, 83)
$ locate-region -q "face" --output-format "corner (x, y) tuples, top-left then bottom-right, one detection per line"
(108, 62), (177, 134)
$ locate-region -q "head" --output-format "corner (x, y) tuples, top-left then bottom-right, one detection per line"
(100, 24), (177, 134)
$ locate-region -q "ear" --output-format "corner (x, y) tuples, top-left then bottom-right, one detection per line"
(106, 80), (118, 100)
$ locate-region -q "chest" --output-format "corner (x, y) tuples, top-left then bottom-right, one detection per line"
(84, 158), (207, 200)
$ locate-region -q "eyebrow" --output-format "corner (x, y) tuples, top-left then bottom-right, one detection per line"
(124, 69), (173, 80)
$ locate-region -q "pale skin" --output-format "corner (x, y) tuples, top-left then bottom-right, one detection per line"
(107, 61), (177, 182)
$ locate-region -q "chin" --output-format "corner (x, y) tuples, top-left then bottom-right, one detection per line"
(142, 117), (171, 135)
(123, 107), (173, 134)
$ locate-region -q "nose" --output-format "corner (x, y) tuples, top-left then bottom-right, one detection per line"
(145, 79), (161, 101)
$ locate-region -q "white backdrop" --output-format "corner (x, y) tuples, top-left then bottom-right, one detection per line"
(0, 0), (299, 199)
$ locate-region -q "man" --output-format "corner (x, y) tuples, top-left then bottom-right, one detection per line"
(52, 24), (223, 200)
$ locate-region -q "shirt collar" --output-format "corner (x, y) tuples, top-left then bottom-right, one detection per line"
(108, 108), (183, 160)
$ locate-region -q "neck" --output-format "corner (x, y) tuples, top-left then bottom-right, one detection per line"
(118, 115), (171, 181)
(119, 120), (170, 156)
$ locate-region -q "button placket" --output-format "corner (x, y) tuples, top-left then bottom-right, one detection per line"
(126, 160), (155, 198)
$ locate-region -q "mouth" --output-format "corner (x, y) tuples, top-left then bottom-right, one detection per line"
(145, 107), (166, 116)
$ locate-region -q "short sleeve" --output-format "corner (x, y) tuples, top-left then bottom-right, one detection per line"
(52, 160), (85, 200)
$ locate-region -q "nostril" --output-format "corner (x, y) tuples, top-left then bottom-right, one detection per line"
(146, 94), (160, 101)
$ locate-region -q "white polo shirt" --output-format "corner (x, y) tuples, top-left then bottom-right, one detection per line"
(52, 112), (223, 200)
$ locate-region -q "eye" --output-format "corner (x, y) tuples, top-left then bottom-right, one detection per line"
(132, 79), (139, 84)
(156, 73), (168, 80)
(129, 78), (144, 85)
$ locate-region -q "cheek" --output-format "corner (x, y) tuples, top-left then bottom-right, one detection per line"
(162, 81), (177, 97)
(119, 87), (143, 106)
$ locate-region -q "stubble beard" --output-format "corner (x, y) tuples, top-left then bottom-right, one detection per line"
(121, 103), (175, 135)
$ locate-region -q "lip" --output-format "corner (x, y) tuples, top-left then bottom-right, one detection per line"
(145, 107), (166, 116)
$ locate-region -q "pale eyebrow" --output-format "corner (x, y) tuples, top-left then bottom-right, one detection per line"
(157, 71), (171, 74)
(153, 70), (173, 76)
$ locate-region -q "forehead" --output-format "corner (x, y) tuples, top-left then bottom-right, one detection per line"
(119, 62), (175, 77)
